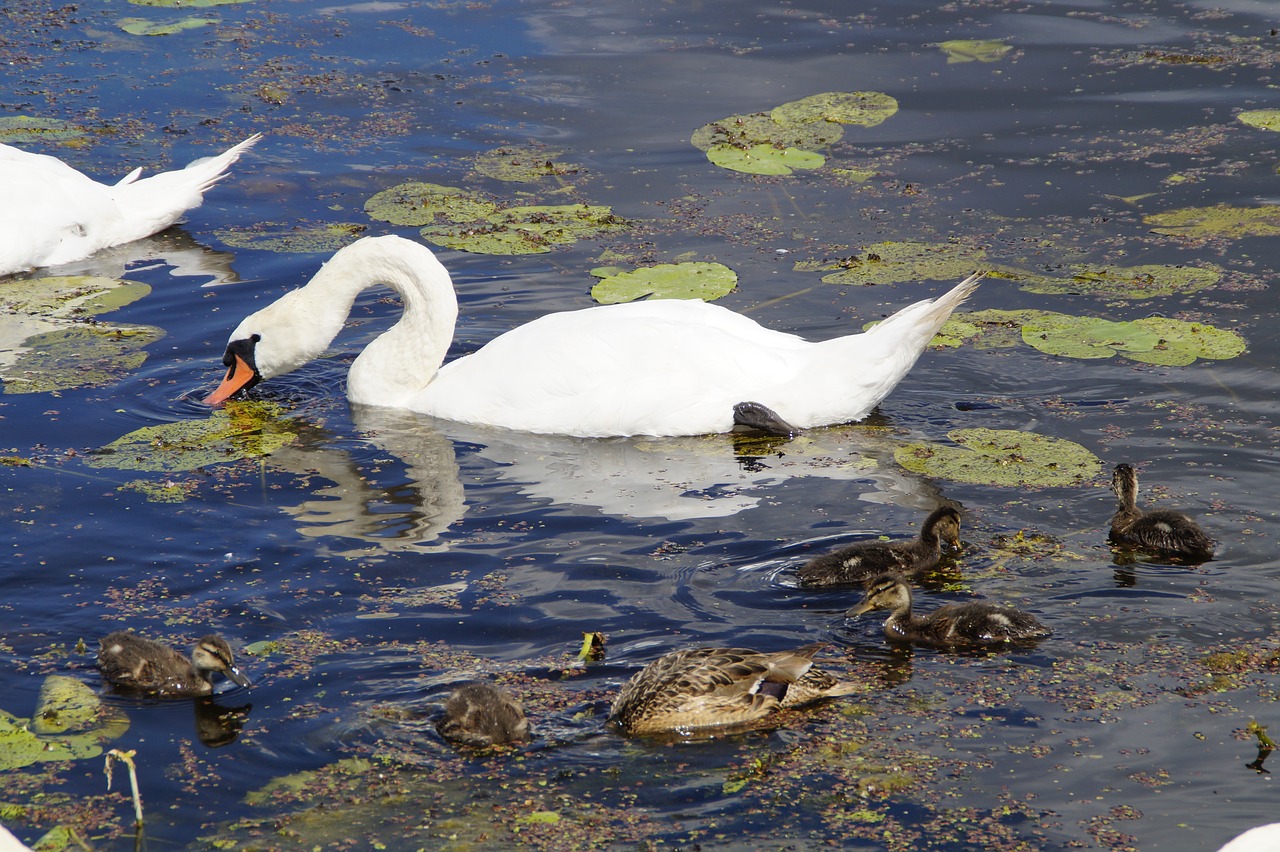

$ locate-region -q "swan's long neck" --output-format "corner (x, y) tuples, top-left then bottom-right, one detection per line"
(238, 236), (459, 407)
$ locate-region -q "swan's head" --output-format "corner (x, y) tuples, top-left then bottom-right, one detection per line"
(204, 280), (356, 405)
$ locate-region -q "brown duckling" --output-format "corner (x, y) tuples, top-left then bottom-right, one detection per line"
(796, 505), (962, 588)
(609, 643), (859, 735)
(1109, 463), (1214, 562)
(847, 573), (1050, 648)
(98, 632), (251, 697)
(436, 683), (530, 747)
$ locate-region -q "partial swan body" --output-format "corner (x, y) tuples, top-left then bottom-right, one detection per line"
(0, 134), (260, 276)
(207, 235), (980, 438)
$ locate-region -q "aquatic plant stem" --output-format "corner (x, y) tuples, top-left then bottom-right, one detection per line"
(105, 748), (144, 827)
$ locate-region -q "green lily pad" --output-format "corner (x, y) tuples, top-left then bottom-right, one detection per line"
(705, 144), (825, 175)
(517, 811), (562, 825)
(364, 182), (499, 227)
(894, 428), (1102, 487)
(1237, 109), (1280, 131)
(3, 324), (165, 394)
(1022, 315), (1161, 359)
(940, 309), (1246, 365)
(421, 203), (626, 255)
(0, 710), (99, 771)
(30, 676), (128, 740)
(1007, 263), (1221, 298)
(0, 275), (150, 318)
(474, 145), (580, 182)
(769, 91), (899, 127)
(87, 400), (296, 472)
(118, 15), (218, 35)
(118, 478), (198, 503)
(215, 221), (368, 253)
(1120, 317), (1247, 366)
(1145, 204), (1280, 239)
(0, 116), (88, 144)
(590, 262), (738, 304)
(802, 240), (986, 286)
(937, 39), (1014, 63)
(691, 112), (845, 154)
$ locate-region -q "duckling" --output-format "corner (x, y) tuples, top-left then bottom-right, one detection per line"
(98, 632), (251, 697)
(847, 574), (1050, 647)
(609, 643), (859, 735)
(436, 683), (530, 747)
(1109, 463), (1214, 562)
(796, 505), (962, 588)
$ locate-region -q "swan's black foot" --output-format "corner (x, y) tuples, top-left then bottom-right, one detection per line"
(732, 401), (799, 437)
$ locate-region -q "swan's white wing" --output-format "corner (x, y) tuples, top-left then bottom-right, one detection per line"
(417, 299), (811, 437)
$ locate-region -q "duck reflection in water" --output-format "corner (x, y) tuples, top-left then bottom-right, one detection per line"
(194, 698), (253, 748)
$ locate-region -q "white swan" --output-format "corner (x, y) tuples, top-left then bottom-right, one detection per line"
(0, 134), (260, 276)
(206, 235), (980, 438)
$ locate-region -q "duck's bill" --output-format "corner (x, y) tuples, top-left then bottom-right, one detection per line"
(225, 666), (252, 688)
(844, 603), (873, 618)
(204, 354), (256, 405)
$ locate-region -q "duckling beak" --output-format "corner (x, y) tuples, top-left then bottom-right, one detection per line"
(224, 665), (252, 689)
(845, 601), (874, 618)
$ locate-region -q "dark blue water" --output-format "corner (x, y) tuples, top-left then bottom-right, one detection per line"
(2, 1), (1279, 849)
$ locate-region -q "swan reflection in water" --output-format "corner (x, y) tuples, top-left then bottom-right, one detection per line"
(263, 405), (950, 554)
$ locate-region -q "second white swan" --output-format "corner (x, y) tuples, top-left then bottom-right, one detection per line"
(206, 235), (979, 438)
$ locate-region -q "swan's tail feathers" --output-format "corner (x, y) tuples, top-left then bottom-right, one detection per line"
(106, 134), (262, 243)
(870, 270), (983, 342)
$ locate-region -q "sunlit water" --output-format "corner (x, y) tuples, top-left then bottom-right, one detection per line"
(2, 1), (1279, 849)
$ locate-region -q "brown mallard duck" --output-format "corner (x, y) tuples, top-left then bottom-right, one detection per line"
(436, 683), (530, 747)
(796, 505), (962, 588)
(847, 574), (1050, 647)
(1109, 463), (1214, 562)
(98, 632), (251, 697)
(609, 643), (859, 735)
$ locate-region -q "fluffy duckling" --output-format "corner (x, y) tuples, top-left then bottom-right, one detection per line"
(796, 505), (962, 588)
(436, 683), (530, 747)
(609, 643), (859, 735)
(1109, 463), (1214, 562)
(98, 632), (251, 697)
(847, 574), (1050, 648)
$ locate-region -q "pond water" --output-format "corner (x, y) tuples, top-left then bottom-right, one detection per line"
(2, 0), (1279, 849)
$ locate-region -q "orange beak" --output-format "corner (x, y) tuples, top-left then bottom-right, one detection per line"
(204, 353), (256, 405)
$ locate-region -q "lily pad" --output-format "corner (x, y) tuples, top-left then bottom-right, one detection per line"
(118, 15), (218, 35)
(215, 221), (368, 253)
(421, 204), (626, 255)
(590, 262), (738, 304)
(364, 182), (499, 227)
(1007, 263), (1221, 298)
(937, 40), (1014, 63)
(930, 309), (1062, 349)
(705, 144), (824, 176)
(894, 428), (1102, 487)
(1021, 314), (1245, 365)
(0, 116), (88, 144)
(691, 112), (845, 154)
(802, 240), (986, 286)
(87, 400), (296, 472)
(0, 710), (101, 771)
(474, 145), (580, 182)
(1145, 204), (1280, 239)
(0, 275), (150, 318)
(1120, 317), (1247, 366)
(769, 91), (899, 127)
(30, 676), (128, 740)
(2, 324), (165, 394)
(1237, 109), (1280, 131)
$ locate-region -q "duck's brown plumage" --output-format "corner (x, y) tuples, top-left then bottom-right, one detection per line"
(1109, 463), (1214, 562)
(796, 505), (962, 588)
(98, 632), (251, 697)
(436, 683), (530, 746)
(609, 643), (859, 735)
(847, 574), (1050, 648)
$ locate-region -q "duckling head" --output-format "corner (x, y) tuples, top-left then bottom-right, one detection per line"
(845, 573), (912, 618)
(192, 636), (251, 688)
(1111, 463), (1138, 502)
(929, 505), (963, 549)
